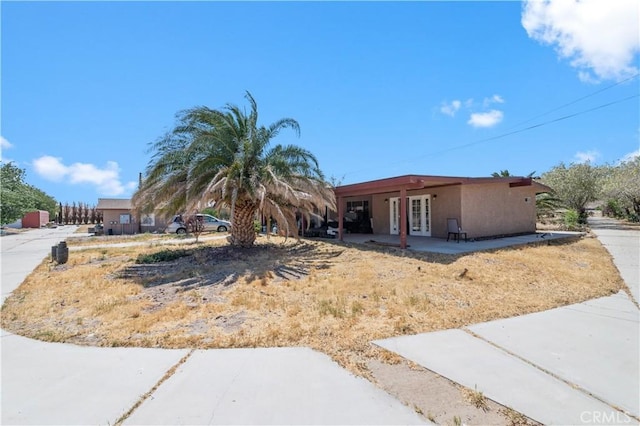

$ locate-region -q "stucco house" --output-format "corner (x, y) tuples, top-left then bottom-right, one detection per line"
(96, 198), (167, 235)
(334, 175), (551, 249)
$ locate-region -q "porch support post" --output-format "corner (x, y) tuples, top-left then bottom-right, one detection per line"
(338, 196), (344, 241)
(400, 188), (407, 249)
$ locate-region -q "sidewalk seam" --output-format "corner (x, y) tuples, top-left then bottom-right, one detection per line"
(461, 327), (640, 422)
(114, 349), (195, 426)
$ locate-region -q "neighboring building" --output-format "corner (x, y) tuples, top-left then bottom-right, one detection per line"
(96, 198), (167, 235)
(334, 175), (551, 249)
(22, 210), (50, 228)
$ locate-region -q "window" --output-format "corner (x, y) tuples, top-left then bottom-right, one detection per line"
(346, 200), (369, 212)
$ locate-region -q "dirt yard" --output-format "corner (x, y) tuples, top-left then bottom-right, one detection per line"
(1, 232), (625, 425)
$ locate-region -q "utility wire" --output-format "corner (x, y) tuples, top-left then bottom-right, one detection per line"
(426, 93), (640, 157)
(343, 75), (639, 179)
(502, 72), (639, 132)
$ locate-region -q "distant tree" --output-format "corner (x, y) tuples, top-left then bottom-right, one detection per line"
(601, 156), (640, 221)
(491, 170), (536, 178)
(83, 204), (89, 224)
(63, 203), (71, 224)
(540, 162), (602, 223)
(0, 162), (57, 224)
(90, 205), (97, 224)
(201, 207), (219, 218)
(71, 202), (78, 224)
(133, 91), (335, 247)
(491, 169), (511, 177)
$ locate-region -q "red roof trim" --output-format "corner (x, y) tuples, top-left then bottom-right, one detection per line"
(334, 175), (535, 197)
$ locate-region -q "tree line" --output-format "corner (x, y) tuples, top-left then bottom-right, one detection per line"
(539, 156), (640, 224)
(58, 202), (103, 225)
(1, 162), (103, 226)
(1, 162), (58, 225)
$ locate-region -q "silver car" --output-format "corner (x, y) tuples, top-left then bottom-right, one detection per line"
(165, 214), (231, 234)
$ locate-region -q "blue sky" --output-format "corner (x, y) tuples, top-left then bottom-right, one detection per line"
(2, 0), (639, 205)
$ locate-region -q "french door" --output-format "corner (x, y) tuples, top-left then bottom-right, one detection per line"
(389, 195), (431, 236)
(389, 197), (400, 235)
(409, 195), (431, 236)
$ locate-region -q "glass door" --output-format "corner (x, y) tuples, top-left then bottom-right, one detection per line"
(389, 197), (400, 235)
(408, 195), (431, 236)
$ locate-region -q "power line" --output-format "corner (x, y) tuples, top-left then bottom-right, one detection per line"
(502, 73), (639, 132)
(427, 93), (640, 157)
(342, 75), (639, 179)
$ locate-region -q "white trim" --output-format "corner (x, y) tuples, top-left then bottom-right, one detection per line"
(408, 195), (431, 237)
(389, 197), (400, 235)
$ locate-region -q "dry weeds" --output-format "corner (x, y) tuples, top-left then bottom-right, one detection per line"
(1, 234), (624, 379)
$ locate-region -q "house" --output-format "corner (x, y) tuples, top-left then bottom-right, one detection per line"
(96, 198), (167, 235)
(334, 175), (551, 249)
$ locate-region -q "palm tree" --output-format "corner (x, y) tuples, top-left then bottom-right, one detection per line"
(133, 91), (335, 247)
(491, 170), (537, 178)
(491, 169), (512, 178)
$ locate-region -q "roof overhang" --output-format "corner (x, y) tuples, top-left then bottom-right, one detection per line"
(334, 175), (540, 198)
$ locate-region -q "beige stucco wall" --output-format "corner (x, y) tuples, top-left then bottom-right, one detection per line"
(460, 183), (537, 238)
(102, 210), (137, 235)
(338, 182), (537, 239)
(367, 186), (462, 237)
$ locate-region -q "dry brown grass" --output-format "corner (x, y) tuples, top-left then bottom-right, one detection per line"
(1, 234), (624, 378)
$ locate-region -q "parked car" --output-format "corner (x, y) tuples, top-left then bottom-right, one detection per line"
(165, 214), (231, 234)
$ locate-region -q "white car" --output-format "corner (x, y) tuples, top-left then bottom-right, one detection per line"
(165, 214), (231, 235)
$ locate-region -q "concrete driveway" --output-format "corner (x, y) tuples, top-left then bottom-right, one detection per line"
(2, 220), (638, 425)
(1, 227), (426, 425)
(375, 218), (640, 425)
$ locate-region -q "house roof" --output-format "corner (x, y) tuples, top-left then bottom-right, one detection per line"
(334, 175), (552, 197)
(96, 198), (132, 210)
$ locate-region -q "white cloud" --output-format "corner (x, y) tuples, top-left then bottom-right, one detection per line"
(522, 0), (640, 82)
(573, 150), (600, 163)
(1, 136), (13, 162)
(440, 100), (462, 117)
(1, 136), (12, 150)
(467, 110), (504, 128)
(620, 149), (640, 163)
(483, 94), (505, 107)
(33, 155), (137, 196)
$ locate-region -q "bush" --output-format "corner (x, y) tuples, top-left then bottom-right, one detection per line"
(136, 249), (191, 264)
(603, 200), (624, 218)
(564, 209), (580, 230)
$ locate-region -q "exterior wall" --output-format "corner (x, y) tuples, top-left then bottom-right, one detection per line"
(371, 194), (388, 234)
(422, 186), (462, 239)
(22, 211), (49, 228)
(338, 182), (537, 239)
(102, 210), (137, 235)
(460, 183), (537, 238)
(368, 186), (462, 238)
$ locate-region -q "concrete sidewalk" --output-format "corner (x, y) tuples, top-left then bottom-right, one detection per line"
(1, 227), (426, 425)
(1, 226), (80, 303)
(3, 220), (638, 424)
(589, 216), (640, 304)
(375, 218), (640, 425)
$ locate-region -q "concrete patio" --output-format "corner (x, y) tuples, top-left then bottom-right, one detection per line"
(339, 230), (582, 255)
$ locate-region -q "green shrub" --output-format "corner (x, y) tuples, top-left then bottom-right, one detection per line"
(136, 249), (191, 264)
(564, 209), (579, 230)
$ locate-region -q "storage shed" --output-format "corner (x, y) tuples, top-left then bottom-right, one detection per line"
(22, 210), (50, 228)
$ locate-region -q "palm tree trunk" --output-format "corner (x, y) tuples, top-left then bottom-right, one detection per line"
(228, 201), (257, 247)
